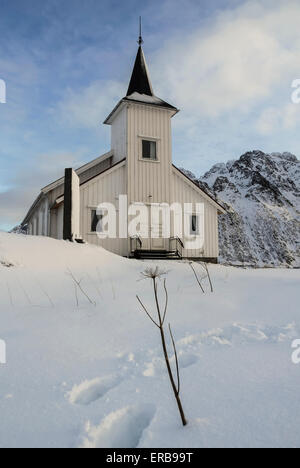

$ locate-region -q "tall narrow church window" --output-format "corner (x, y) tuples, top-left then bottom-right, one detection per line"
(142, 140), (157, 160)
(91, 210), (103, 233)
(190, 214), (199, 235)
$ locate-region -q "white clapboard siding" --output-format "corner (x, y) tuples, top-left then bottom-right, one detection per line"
(126, 103), (173, 205)
(56, 205), (64, 240)
(48, 184), (65, 239)
(172, 169), (219, 258)
(80, 161), (128, 256)
(48, 185), (64, 205)
(111, 107), (127, 164)
(26, 196), (49, 237)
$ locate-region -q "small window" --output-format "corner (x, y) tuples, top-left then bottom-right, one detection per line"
(190, 215), (199, 235)
(91, 210), (103, 233)
(142, 140), (157, 160)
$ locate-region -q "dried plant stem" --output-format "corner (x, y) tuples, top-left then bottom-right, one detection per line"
(67, 269), (95, 306)
(18, 278), (32, 305)
(137, 273), (187, 427)
(169, 324), (180, 394)
(189, 263), (205, 293)
(6, 282), (13, 307)
(36, 279), (54, 308)
(87, 273), (103, 300)
(74, 283), (79, 307)
(152, 278), (187, 426)
(201, 262), (213, 293)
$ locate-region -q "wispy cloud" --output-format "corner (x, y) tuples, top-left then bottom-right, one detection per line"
(0, 151), (84, 229)
(256, 103), (300, 135)
(152, 0), (300, 118)
(1, 0), (300, 230)
(55, 80), (124, 128)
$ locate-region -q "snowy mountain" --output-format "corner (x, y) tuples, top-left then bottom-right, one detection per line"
(9, 225), (27, 235)
(185, 151), (300, 267)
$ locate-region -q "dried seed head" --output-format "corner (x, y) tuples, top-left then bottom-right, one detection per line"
(141, 266), (168, 280)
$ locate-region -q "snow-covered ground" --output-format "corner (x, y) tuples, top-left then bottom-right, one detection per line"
(0, 232), (299, 448)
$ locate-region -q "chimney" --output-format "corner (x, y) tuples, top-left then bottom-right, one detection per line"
(63, 168), (81, 241)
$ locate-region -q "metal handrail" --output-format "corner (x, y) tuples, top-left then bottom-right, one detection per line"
(169, 237), (184, 258)
(170, 236), (184, 249)
(130, 235), (142, 252)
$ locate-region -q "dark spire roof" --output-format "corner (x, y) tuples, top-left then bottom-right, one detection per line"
(104, 25), (179, 124)
(126, 46), (154, 97)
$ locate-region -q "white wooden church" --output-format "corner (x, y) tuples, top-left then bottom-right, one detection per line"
(22, 33), (225, 261)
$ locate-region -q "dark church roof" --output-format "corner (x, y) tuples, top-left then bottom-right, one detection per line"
(126, 46), (153, 96)
(104, 44), (178, 124)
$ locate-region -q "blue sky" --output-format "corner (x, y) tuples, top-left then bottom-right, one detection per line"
(1, 0), (300, 230)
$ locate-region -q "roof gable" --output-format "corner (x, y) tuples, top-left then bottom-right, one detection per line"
(42, 151), (113, 193)
(173, 165), (226, 214)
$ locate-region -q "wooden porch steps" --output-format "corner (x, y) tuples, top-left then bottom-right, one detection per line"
(134, 250), (181, 260)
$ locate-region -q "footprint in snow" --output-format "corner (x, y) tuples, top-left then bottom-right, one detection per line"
(143, 352), (198, 377)
(80, 404), (155, 448)
(67, 374), (121, 406)
(176, 352), (198, 369)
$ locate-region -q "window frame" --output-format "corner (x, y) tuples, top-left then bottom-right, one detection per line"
(190, 214), (199, 236)
(138, 136), (160, 163)
(90, 209), (104, 234)
(142, 139), (157, 161)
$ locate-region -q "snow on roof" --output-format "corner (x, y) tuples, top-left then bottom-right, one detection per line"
(126, 92), (167, 104)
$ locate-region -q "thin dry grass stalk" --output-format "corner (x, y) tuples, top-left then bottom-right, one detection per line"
(137, 267), (187, 427)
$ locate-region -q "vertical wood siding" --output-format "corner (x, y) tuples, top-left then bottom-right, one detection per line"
(26, 197), (49, 237)
(126, 104), (173, 205)
(172, 169), (219, 258)
(111, 108), (127, 164)
(79, 162), (128, 256)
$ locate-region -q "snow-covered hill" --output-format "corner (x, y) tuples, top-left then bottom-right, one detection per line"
(185, 151), (300, 267)
(0, 233), (300, 448)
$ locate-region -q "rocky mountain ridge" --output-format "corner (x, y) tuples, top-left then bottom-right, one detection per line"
(184, 150), (300, 267)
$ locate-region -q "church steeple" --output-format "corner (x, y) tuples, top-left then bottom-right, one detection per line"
(138, 16), (144, 47)
(126, 19), (154, 97)
(104, 21), (178, 125)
